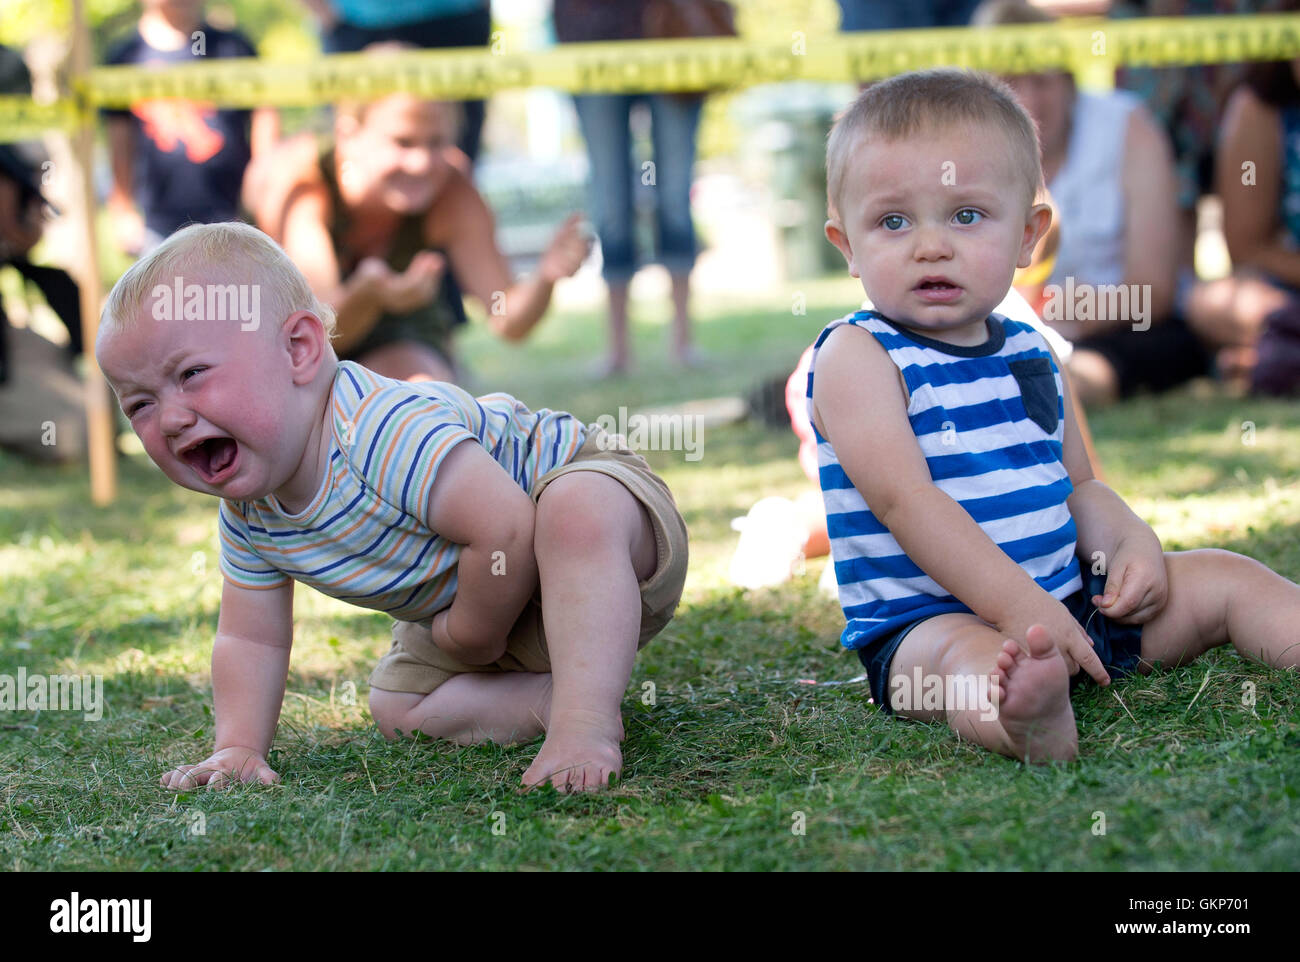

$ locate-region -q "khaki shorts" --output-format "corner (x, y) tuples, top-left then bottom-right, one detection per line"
(368, 424), (689, 695)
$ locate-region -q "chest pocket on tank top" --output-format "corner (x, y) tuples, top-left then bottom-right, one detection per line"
(1008, 357), (1059, 435)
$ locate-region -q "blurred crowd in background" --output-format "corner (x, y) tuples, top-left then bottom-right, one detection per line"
(3, 0), (1300, 466)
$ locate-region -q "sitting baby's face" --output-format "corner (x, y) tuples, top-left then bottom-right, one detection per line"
(829, 121), (1044, 347)
(98, 306), (308, 503)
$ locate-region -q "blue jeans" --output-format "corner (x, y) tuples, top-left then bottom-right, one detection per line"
(572, 93), (702, 283)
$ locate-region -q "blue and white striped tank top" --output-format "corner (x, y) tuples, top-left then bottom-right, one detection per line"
(806, 310), (1083, 650)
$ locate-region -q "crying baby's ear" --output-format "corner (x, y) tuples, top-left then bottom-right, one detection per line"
(281, 311), (332, 384)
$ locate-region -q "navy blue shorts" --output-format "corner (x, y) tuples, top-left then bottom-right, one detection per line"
(856, 570), (1144, 714)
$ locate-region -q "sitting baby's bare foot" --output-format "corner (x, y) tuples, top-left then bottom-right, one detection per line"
(522, 708), (624, 793)
(991, 625), (1077, 763)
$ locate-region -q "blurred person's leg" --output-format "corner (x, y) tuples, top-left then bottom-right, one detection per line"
(0, 317), (86, 461)
(1186, 274), (1295, 384)
(670, 272), (694, 364)
(1070, 315), (1213, 406)
(574, 93), (637, 374)
(607, 281), (631, 376)
(1186, 273), (1292, 349)
(11, 259), (81, 356)
(647, 93), (703, 365)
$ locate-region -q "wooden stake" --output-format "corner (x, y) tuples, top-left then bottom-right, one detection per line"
(69, 0), (117, 504)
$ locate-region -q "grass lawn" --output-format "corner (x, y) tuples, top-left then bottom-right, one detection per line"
(2, 277), (1298, 871)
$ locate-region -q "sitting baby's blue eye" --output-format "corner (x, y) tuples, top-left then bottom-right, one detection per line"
(882, 214), (908, 231)
(953, 208), (983, 226)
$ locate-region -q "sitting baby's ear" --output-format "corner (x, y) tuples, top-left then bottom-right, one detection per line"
(824, 220), (858, 277)
(1018, 204), (1054, 269)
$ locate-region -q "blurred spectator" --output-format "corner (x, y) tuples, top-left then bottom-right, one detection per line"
(1113, 0), (1269, 271)
(102, 0), (279, 255)
(978, 0), (1206, 405)
(554, 0), (716, 375)
(0, 146), (82, 371)
(300, 0), (492, 163)
(0, 44), (86, 461)
(0, 43), (80, 383)
(1186, 51), (1300, 393)
(243, 89), (588, 382)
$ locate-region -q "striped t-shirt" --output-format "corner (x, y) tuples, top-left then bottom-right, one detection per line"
(218, 361), (586, 622)
(806, 310), (1083, 650)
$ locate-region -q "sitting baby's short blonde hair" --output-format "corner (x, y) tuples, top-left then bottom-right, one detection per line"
(826, 68), (1043, 220)
(98, 221), (336, 348)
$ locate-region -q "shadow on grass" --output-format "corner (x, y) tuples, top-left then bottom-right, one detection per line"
(1091, 392), (1300, 499)
(0, 451), (195, 537)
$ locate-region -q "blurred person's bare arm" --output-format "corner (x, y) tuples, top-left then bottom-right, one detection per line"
(106, 114), (144, 253)
(1217, 86), (1300, 287)
(106, 115), (134, 210)
(279, 181), (395, 353)
(434, 172), (588, 341)
(250, 106), (280, 159)
(1116, 105), (1180, 328)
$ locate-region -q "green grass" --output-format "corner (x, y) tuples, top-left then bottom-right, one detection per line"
(2, 280), (1299, 870)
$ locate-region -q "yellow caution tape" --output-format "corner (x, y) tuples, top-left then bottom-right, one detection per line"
(0, 95), (83, 141)
(2, 14), (1298, 140)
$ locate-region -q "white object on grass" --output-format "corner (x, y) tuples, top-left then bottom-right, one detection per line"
(729, 496), (809, 589)
(818, 559), (838, 599)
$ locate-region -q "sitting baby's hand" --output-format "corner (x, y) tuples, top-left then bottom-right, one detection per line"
(1000, 597), (1109, 686)
(160, 746), (279, 791)
(1092, 541), (1169, 625)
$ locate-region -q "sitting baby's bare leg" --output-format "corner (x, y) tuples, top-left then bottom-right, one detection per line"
(890, 614), (1077, 762)
(1139, 549), (1300, 671)
(370, 673), (552, 745)
(522, 472), (657, 792)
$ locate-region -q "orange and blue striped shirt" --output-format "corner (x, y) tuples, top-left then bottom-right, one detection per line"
(218, 361), (586, 622)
